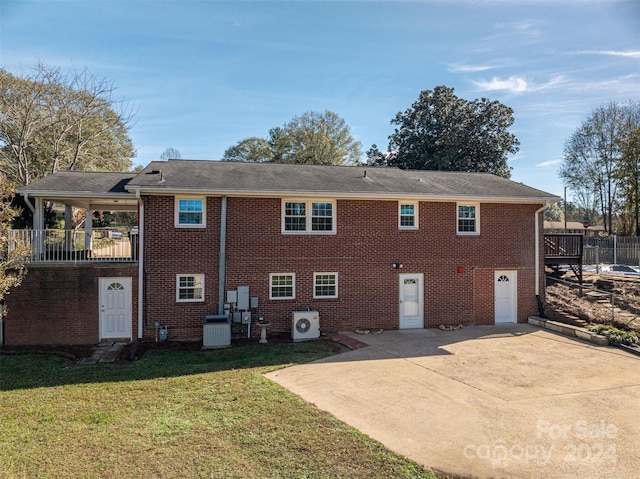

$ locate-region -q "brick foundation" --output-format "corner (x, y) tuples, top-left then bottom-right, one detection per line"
(4, 264), (138, 346)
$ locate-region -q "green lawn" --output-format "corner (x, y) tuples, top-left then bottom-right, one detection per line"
(0, 341), (448, 479)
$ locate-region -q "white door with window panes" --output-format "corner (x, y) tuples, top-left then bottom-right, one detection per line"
(99, 277), (132, 340)
(494, 271), (517, 323)
(399, 273), (424, 329)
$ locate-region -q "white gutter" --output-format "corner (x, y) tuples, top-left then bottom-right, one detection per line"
(218, 197), (227, 315)
(129, 187), (560, 204)
(135, 188), (144, 340)
(535, 202), (552, 296)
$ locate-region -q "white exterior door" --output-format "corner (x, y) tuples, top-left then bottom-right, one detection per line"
(399, 273), (424, 329)
(495, 271), (517, 324)
(99, 277), (132, 340)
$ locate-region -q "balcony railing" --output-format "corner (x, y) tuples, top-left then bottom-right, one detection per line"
(9, 228), (138, 263)
(544, 234), (583, 259)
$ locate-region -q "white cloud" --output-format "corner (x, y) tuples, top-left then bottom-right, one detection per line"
(473, 76), (529, 93)
(536, 159), (563, 168)
(447, 63), (496, 73)
(473, 75), (567, 94)
(574, 50), (640, 59)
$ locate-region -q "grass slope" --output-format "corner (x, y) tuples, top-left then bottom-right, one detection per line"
(0, 341), (446, 479)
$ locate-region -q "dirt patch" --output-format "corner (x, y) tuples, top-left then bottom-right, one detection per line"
(545, 272), (640, 332)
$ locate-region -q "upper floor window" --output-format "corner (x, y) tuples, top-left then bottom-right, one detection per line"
(175, 197), (205, 227)
(399, 202), (418, 230)
(457, 203), (479, 235)
(176, 274), (204, 302)
(282, 200), (336, 234)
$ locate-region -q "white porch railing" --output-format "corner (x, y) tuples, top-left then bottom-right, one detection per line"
(9, 228), (138, 263)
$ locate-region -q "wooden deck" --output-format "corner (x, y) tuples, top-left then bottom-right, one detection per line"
(545, 234), (584, 283)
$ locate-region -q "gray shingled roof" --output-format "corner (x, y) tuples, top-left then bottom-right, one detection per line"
(126, 160), (559, 202)
(18, 171), (136, 195)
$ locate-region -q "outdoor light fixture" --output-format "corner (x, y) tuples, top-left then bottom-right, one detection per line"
(392, 263), (403, 269)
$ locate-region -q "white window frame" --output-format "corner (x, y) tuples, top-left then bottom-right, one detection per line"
(176, 274), (205, 302)
(399, 201), (419, 230)
(457, 202), (480, 235)
(313, 272), (338, 299)
(175, 196), (206, 228)
(281, 199), (336, 234)
(269, 273), (296, 300)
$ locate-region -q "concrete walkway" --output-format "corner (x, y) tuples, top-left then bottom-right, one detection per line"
(266, 324), (640, 479)
(78, 341), (125, 364)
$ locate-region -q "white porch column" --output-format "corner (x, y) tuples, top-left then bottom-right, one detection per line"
(64, 204), (72, 252)
(84, 210), (93, 251)
(34, 197), (45, 257)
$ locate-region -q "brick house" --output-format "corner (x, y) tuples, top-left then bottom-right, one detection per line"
(5, 160), (560, 345)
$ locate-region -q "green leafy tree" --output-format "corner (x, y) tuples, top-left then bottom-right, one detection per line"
(365, 144), (388, 166)
(0, 177), (27, 309)
(383, 86), (519, 178)
(223, 111), (362, 165)
(544, 202), (564, 222)
(221, 137), (270, 162)
(0, 62), (135, 186)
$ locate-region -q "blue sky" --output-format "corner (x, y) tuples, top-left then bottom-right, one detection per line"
(1, 0), (638, 197)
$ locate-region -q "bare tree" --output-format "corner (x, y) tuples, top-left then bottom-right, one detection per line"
(160, 147), (182, 160)
(0, 62), (136, 186)
(560, 102), (639, 234)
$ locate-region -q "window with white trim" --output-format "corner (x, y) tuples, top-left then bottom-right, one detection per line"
(270, 273), (295, 300)
(399, 202), (418, 229)
(176, 274), (204, 302)
(457, 203), (479, 235)
(314, 272), (338, 299)
(175, 197), (205, 227)
(282, 200), (335, 234)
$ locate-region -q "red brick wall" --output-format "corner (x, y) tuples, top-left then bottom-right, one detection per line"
(4, 264), (138, 345)
(143, 195), (543, 339)
(141, 196), (220, 341)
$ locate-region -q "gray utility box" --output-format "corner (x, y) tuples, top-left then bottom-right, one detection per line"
(203, 314), (231, 348)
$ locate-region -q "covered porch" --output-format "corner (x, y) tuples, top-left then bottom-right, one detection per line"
(13, 172), (139, 264)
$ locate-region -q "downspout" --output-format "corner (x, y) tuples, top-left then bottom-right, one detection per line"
(135, 189), (144, 340)
(535, 202), (551, 296)
(218, 196), (227, 315)
(23, 192), (36, 215)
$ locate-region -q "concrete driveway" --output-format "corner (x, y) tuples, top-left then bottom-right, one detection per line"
(265, 324), (640, 479)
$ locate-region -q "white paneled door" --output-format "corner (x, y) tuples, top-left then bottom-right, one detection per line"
(399, 273), (424, 329)
(99, 277), (132, 340)
(494, 271), (517, 324)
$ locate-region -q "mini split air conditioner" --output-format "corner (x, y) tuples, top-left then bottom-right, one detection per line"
(292, 311), (320, 342)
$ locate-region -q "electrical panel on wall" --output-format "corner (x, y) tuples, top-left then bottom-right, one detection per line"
(237, 286), (250, 311)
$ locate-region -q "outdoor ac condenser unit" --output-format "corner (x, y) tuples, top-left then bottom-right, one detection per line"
(203, 315), (231, 348)
(291, 311), (320, 342)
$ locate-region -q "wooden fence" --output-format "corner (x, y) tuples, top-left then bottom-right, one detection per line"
(584, 236), (640, 266)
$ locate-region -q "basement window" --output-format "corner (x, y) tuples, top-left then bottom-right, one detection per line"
(176, 274), (204, 302)
(270, 273), (295, 300)
(314, 273), (338, 299)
